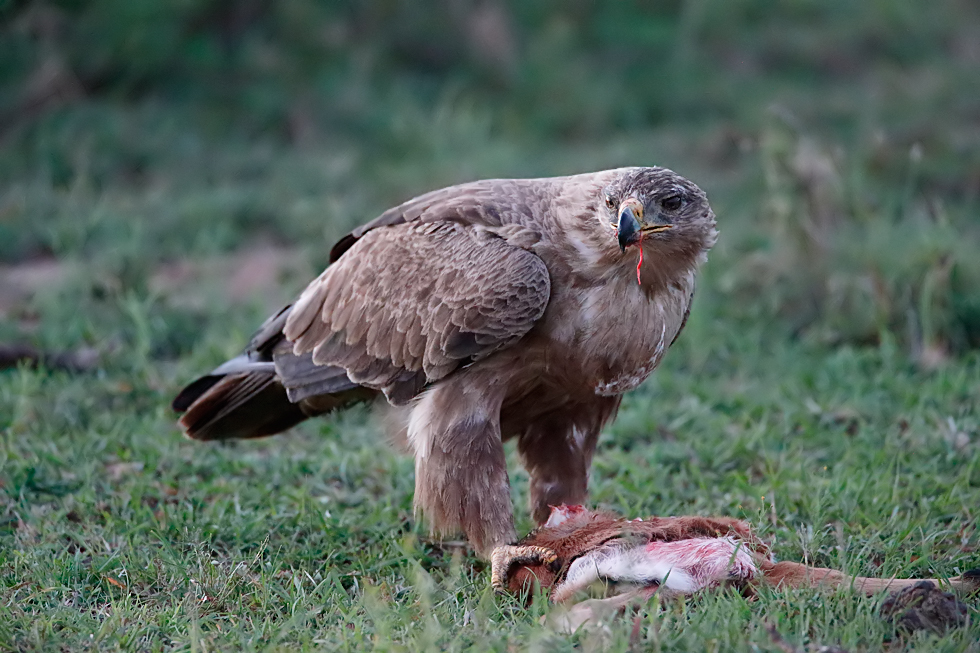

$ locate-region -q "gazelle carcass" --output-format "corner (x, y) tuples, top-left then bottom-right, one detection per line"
(491, 505), (978, 633)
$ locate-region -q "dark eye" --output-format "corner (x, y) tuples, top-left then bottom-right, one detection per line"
(662, 195), (683, 211)
(604, 195), (616, 210)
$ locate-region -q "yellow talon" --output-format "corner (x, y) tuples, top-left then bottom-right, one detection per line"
(490, 545), (558, 591)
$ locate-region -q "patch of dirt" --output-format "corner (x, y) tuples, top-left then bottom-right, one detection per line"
(0, 245), (310, 316)
(150, 244), (310, 310)
(0, 256), (70, 319)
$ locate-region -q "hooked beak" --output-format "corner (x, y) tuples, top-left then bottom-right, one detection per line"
(617, 198), (673, 252)
(617, 201), (642, 252)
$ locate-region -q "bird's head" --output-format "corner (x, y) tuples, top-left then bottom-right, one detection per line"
(599, 167), (717, 257)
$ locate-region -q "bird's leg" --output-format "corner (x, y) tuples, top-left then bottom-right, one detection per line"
(409, 385), (515, 556)
(524, 447), (590, 525)
(518, 419), (599, 524)
(516, 400), (620, 524)
(517, 408), (619, 524)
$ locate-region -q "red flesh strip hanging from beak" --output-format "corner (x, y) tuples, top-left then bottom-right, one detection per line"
(635, 235), (644, 285)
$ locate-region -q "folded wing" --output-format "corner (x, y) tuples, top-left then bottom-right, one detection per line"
(284, 220), (551, 405)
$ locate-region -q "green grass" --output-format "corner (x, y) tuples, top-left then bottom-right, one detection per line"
(2, 321), (978, 651)
(2, 1), (980, 650)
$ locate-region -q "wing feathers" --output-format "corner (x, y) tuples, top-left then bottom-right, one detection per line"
(345, 300), (370, 345)
(389, 326), (408, 368)
(407, 316), (426, 360)
(284, 220), (550, 404)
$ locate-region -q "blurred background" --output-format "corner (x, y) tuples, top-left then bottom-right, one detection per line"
(1, 0), (979, 372)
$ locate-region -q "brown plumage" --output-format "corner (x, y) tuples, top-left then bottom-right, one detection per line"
(492, 505), (979, 632)
(172, 167), (718, 554)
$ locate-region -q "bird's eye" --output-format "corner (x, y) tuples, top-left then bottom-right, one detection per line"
(662, 195), (683, 211)
(604, 195), (616, 210)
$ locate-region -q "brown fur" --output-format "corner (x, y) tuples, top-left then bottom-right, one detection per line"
(501, 507), (979, 600)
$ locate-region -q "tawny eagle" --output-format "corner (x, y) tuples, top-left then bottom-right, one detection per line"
(173, 167), (718, 553)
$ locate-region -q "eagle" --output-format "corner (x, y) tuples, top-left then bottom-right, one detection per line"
(172, 167), (718, 554)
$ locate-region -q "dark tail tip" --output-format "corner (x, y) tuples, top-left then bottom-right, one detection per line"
(172, 375), (223, 412)
(175, 372), (307, 441)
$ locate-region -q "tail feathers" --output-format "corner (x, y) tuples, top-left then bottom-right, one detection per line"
(174, 329), (377, 440)
(176, 371), (307, 441)
(172, 374), (223, 412)
(172, 353), (275, 413)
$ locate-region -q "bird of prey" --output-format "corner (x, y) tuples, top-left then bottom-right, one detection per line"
(172, 167), (718, 554)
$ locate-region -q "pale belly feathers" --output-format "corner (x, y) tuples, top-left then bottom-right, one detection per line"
(543, 273), (693, 396)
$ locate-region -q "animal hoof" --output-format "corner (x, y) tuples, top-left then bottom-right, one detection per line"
(880, 580), (969, 635)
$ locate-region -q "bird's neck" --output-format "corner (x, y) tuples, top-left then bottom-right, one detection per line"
(629, 241), (702, 297)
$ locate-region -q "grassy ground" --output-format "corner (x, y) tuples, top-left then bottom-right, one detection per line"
(2, 2), (980, 650)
